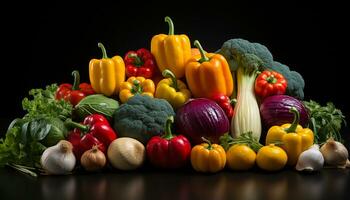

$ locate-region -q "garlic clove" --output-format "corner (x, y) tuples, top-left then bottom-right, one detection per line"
(295, 144), (324, 172)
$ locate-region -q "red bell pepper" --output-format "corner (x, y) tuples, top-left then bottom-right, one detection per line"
(255, 70), (287, 99)
(66, 114), (117, 159)
(124, 48), (157, 79)
(211, 94), (235, 121)
(67, 129), (106, 160)
(146, 116), (191, 169)
(56, 70), (95, 106)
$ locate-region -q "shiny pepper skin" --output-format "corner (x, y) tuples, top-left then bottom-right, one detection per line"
(89, 42), (125, 97)
(155, 69), (191, 109)
(124, 48), (157, 79)
(255, 70), (287, 99)
(151, 16), (191, 78)
(210, 93), (234, 121)
(185, 40), (233, 99)
(190, 138), (226, 173)
(146, 116), (191, 169)
(66, 114), (117, 160)
(56, 70), (95, 106)
(266, 107), (314, 166)
(119, 76), (155, 103)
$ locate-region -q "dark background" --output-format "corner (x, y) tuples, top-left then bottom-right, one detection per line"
(1, 2), (349, 139)
(1, 3), (350, 200)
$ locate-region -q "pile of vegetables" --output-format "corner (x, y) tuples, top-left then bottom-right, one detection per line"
(0, 16), (349, 177)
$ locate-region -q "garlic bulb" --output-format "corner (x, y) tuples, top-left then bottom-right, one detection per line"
(320, 138), (349, 168)
(41, 140), (76, 175)
(296, 144), (324, 172)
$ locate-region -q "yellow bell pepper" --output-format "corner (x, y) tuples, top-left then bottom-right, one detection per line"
(190, 138), (226, 173)
(119, 76), (155, 103)
(155, 69), (191, 109)
(151, 16), (191, 79)
(266, 107), (314, 166)
(89, 43), (125, 97)
(185, 40), (234, 98)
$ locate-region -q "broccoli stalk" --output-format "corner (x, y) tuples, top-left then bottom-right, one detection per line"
(217, 38), (305, 99)
(233, 53), (263, 139)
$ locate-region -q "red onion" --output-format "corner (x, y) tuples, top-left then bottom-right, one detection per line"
(175, 98), (229, 145)
(260, 95), (309, 128)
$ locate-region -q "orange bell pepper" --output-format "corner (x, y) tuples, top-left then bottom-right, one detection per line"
(185, 40), (234, 98)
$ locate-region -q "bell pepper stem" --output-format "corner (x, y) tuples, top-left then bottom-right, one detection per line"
(128, 53), (143, 66)
(164, 16), (174, 35)
(194, 40), (209, 63)
(65, 119), (90, 133)
(71, 70), (80, 90)
(98, 42), (108, 59)
(131, 80), (143, 94)
(266, 75), (277, 84)
(162, 69), (179, 91)
(162, 116), (174, 140)
(201, 137), (212, 150)
(285, 107), (300, 133)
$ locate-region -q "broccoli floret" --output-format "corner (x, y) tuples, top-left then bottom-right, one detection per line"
(113, 95), (175, 144)
(217, 38), (305, 99)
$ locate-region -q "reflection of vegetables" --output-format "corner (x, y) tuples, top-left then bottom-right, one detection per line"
(217, 38), (305, 99)
(260, 95), (309, 128)
(266, 107), (314, 166)
(41, 140), (76, 175)
(256, 144), (287, 171)
(176, 98), (229, 144)
(296, 144), (324, 172)
(146, 116), (191, 169)
(107, 137), (145, 170)
(151, 16), (191, 78)
(56, 70), (95, 106)
(320, 138), (349, 168)
(74, 94), (119, 121)
(80, 146), (106, 171)
(124, 48), (156, 79)
(190, 138), (226, 173)
(119, 76), (155, 103)
(303, 100), (346, 144)
(113, 95), (175, 144)
(185, 40), (234, 99)
(155, 69), (191, 109)
(89, 42), (125, 96)
(254, 70), (287, 99)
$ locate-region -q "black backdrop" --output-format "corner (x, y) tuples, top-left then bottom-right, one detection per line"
(1, 2), (349, 139)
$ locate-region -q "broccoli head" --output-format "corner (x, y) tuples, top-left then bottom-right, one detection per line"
(217, 38), (305, 99)
(113, 94), (175, 144)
